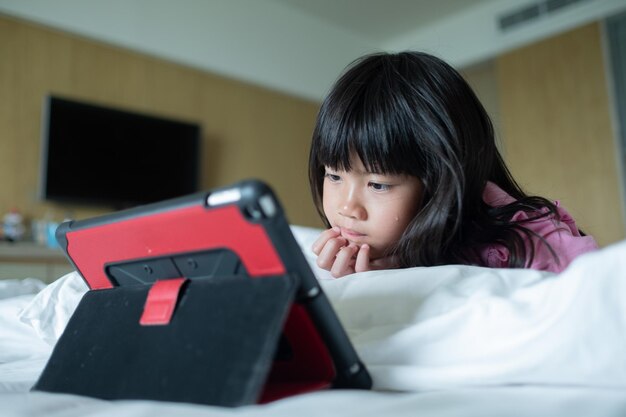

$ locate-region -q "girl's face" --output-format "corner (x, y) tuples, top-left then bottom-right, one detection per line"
(322, 154), (424, 260)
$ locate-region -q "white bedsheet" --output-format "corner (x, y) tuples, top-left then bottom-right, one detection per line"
(320, 243), (626, 391)
(1, 386), (626, 417)
(2, 227), (626, 416)
(0, 282), (51, 394)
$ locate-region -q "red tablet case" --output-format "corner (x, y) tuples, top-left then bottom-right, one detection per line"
(34, 180), (371, 406)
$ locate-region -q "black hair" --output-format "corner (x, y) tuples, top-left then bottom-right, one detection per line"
(308, 51), (560, 268)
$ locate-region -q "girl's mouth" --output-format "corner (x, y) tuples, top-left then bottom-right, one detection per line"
(341, 228), (366, 240)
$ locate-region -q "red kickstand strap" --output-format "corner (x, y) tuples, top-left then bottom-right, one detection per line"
(140, 278), (188, 326)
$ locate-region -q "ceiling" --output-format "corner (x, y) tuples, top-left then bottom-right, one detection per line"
(0, 0), (624, 101)
(269, 0), (492, 43)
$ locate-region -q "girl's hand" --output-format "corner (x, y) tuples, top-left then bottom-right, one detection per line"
(312, 228), (396, 278)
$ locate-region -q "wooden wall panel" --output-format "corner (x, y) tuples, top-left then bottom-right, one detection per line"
(496, 22), (624, 246)
(0, 15), (323, 228)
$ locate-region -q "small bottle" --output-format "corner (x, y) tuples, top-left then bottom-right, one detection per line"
(3, 208), (25, 242)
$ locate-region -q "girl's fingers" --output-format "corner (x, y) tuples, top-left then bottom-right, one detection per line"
(311, 227), (341, 255)
(315, 236), (399, 276)
(354, 244), (371, 273)
(354, 245), (398, 273)
(316, 236), (347, 270)
(330, 244), (358, 278)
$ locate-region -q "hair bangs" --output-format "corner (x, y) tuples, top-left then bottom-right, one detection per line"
(314, 84), (421, 176)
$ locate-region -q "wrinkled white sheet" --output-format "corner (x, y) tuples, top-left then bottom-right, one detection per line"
(9, 235), (626, 393)
(0, 283), (51, 393)
(1, 386), (626, 417)
(293, 227), (626, 391)
(2, 227), (626, 416)
(319, 240), (626, 391)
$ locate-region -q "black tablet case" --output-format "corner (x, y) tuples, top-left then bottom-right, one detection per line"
(33, 180), (371, 406)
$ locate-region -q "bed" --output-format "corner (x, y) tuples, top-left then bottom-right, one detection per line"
(2, 226), (626, 416)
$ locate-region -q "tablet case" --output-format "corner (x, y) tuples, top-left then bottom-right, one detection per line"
(33, 180), (371, 406)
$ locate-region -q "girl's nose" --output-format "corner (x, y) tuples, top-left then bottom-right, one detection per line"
(338, 199), (367, 220)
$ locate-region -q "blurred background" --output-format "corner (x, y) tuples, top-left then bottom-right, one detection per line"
(0, 0), (625, 279)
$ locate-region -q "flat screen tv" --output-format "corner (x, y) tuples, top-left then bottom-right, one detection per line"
(40, 95), (201, 209)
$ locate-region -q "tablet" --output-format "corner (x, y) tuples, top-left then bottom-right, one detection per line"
(53, 179), (372, 402)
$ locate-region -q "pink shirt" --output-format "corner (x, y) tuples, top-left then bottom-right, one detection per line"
(478, 182), (598, 273)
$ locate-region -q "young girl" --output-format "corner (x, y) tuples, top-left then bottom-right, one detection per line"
(308, 51), (598, 278)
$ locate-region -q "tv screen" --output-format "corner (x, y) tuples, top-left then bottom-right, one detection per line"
(40, 96), (201, 209)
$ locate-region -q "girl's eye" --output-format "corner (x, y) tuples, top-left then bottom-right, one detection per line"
(369, 182), (391, 191)
(325, 173), (341, 182)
